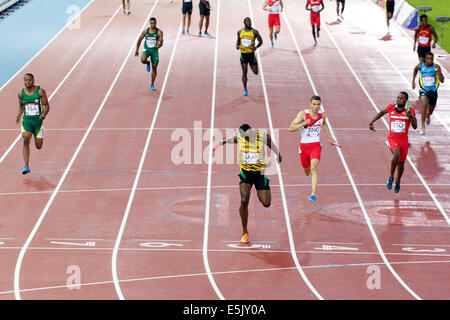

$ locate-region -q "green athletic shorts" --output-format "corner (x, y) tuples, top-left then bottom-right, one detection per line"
(21, 117), (43, 138)
(143, 48), (159, 65)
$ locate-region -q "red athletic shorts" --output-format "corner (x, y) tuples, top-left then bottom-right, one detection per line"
(299, 142), (322, 168)
(310, 12), (320, 26)
(387, 137), (408, 162)
(268, 14), (280, 28)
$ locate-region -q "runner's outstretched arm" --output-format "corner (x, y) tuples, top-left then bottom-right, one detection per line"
(369, 109), (388, 132)
(436, 64), (444, 83)
(321, 113), (335, 145)
(412, 63), (420, 89)
(157, 30), (164, 49)
(288, 110), (307, 132)
(266, 134), (282, 163)
(39, 88), (49, 120)
(16, 92), (24, 124)
(135, 30), (146, 56)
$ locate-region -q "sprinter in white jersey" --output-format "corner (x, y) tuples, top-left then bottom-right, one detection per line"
(263, 0), (283, 48)
(289, 95), (335, 202)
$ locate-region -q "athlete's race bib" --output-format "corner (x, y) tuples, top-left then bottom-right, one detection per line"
(391, 121), (406, 133)
(311, 5), (320, 13)
(243, 152), (260, 164)
(422, 75), (435, 87)
(306, 125), (321, 137)
(146, 38), (157, 48)
(241, 38), (252, 48)
(269, 1), (280, 14)
(24, 103), (39, 116)
(418, 36), (429, 46)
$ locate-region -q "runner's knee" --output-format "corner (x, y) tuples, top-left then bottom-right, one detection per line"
(240, 196), (250, 207)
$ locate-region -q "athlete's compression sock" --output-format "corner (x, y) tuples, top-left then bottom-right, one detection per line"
(146, 62), (150, 72)
(22, 166), (30, 175)
(386, 177), (394, 190)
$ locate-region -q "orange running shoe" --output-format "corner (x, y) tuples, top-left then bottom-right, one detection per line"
(240, 233), (249, 244)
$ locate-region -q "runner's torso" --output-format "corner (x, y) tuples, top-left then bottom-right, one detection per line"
(419, 62), (438, 92)
(238, 131), (266, 171)
(21, 86), (42, 119)
(144, 28), (159, 50)
(418, 25), (431, 47)
(386, 104), (414, 140)
(240, 28), (255, 54)
(300, 110), (323, 144)
(308, 0), (322, 13)
(268, 0), (280, 14)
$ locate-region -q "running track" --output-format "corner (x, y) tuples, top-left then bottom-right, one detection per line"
(0, 0), (448, 300)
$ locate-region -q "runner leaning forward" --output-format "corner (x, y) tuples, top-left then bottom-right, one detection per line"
(16, 73), (50, 175)
(215, 124), (282, 244)
(136, 17), (164, 91)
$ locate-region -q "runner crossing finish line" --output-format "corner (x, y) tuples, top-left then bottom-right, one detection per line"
(214, 124), (282, 245)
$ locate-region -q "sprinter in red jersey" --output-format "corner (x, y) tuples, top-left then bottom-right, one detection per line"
(263, 0), (283, 48)
(289, 95), (336, 202)
(413, 14), (438, 63)
(369, 92), (417, 193)
(305, 0), (324, 47)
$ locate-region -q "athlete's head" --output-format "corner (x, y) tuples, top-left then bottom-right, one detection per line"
(396, 91), (408, 108)
(150, 17), (157, 28)
(420, 14), (428, 26)
(310, 95), (321, 113)
(424, 52), (434, 66)
(244, 17), (252, 29)
(239, 123), (254, 140)
(24, 73), (34, 89)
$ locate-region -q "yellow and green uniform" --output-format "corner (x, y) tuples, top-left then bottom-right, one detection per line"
(21, 86), (43, 138)
(143, 27), (160, 65)
(239, 28), (258, 66)
(237, 130), (270, 190)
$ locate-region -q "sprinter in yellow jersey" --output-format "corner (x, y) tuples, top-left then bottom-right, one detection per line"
(215, 124), (282, 244)
(236, 17), (263, 96)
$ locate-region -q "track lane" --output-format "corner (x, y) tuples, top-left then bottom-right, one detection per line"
(7, 0), (162, 299)
(284, 0), (449, 299)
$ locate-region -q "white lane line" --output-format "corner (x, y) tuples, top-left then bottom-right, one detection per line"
(203, 0), (225, 300)
(111, 12), (184, 301)
(2, 259), (449, 296)
(3, 246), (450, 258)
(283, 10), (421, 300)
(0, 0), (95, 92)
(248, 0), (322, 300)
(1, 182), (450, 197)
(12, 3), (148, 301)
(322, 23), (450, 226)
(0, 4), (122, 165)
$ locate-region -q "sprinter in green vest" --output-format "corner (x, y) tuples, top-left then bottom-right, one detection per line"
(135, 17), (164, 91)
(16, 73), (50, 174)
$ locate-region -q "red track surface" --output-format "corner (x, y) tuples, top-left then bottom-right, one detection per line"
(0, 0), (448, 300)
